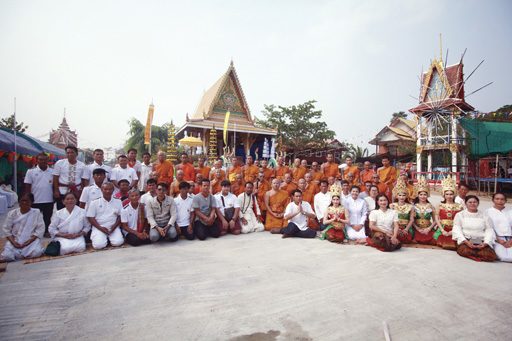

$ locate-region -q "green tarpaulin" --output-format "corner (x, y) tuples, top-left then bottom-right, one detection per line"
(459, 118), (512, 157)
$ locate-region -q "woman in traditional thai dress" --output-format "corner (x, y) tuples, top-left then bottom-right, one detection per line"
(49, 192), (90, 255)
(0, 193), (45, 261)
(453, 195), (497, 262)
(320, 185), (348, 243)
(412, 176), (438, 245)
(368, 194), (401, 252)
(390, 178), (414, 244)
(344, 186), (368, 244)
(434, 176), (463, 250)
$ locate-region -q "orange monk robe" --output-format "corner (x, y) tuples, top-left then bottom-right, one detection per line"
(360, 169), (376, 184)
(275, 165), (291, 180)
(209, 168), (226, 181)
(311, 170), (323, 184)
(228, 166), (243, 182)
(375, 182), (390, 197)
(343, 166), (360, 181)
(169, 180), (180, 197)
(264, 189), (290, 230)
(232, 182), (245, 196)
(243, 164), (259, 183)
(193, 184), (201, 195)
(154, 161), (174, 185)
(281, 182), (297, 196)
(255, 180), (270, 212)
(211, 179), (222, 194)
(292, 166), (307, 183)
(302, 183), (319, 207)
(262, 168), (275, 182)
(196, 166), (211, 180)
(323, 163), (340, 180)
(177, 163), (196, 182)
(378, 166), (398, 190)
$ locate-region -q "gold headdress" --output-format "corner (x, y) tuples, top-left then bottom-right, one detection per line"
(441, 175), (457, 195)
(413, 175), (430, 197)
(329, 184), (342, 197)
(392, 177), (409, 198)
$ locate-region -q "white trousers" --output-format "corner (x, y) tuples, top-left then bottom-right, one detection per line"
(240, 211), (264, 234)
(55, 236), (86, 255)
(495, 237), (512, 262)
(91, 227), (124, 250)
(345, 225), (367, 240)
(1, 239), (44, 261)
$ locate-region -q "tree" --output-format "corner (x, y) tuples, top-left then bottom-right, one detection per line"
(255, 100), (335, 151)
(124, 117), (170, 155)
(0, 114), (28, 132)
(390, 111), (408, 123)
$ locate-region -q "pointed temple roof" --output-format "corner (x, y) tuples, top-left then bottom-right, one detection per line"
(49, 115), (78, 148)
(177, 62), (276, 135)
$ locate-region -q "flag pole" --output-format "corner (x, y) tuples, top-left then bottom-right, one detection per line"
(13, 97), (18, 194)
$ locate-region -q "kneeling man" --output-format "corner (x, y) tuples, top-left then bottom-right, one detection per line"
(271, 189), (317, 238)
(121, 190), (151, 246)
(238, 182), (264, 233)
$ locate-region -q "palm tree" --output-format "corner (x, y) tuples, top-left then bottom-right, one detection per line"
(125, 118), (170, 155)
(342, 144), (368, 162)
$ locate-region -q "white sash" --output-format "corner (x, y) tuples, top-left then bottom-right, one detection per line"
(13, 208), (38, 244)
(57, 207), (82, 234)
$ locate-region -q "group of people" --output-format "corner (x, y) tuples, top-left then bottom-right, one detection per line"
(1, 145), (511, 265)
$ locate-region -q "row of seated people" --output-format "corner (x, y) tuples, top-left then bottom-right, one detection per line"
(2, 173), (511, 264)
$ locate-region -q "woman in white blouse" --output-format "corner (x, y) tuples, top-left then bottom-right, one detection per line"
(486, 192), (512, 262)
(48, 192), (90, 255)
(368, 194), (401, 252)
(452, 195), (497, 262)
(344, 186), (368, 244)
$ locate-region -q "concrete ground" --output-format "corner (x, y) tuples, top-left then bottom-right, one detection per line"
(1, 194), (511, 340)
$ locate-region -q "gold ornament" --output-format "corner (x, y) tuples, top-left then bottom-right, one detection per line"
(329, 184), (342, 197)
(392, 177), (409, 198)
(413, 175), (430, 197)
(441, 175), (457, 195)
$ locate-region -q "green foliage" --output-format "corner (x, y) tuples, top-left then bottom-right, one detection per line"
(342, 143), (369, 161)
(255, 100), (335, 151)
(124, 117), (171, 155)
(390, 111), (408, 123)
(0, 114), (28, 132)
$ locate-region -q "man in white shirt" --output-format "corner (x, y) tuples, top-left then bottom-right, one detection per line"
(271, 189), (317, 238)
(80, 168), (106, 209)
(120, 190), (150, 246)
(145, 182), (178, 243)
(314, 180), (332, 231)
(454, 182), (469, 209)
(215, 180), (241, 235)
(86, 182), (124, 249)
(140, 178), (157, 209)
(53, 145), (87, 210)
(83, 149), (112, 185)
(138, 152), (153, 193)
(111, 154), (138, 192)
(174, 181), (195, 240)
(24, 153), (54, 234)
(237, 182), (264, 233)
(127, 148), (142, 179)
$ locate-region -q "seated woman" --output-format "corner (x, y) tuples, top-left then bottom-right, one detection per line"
(344, 186), (368, 244)
(1, 193), (45, 261)
(434, 176), (463, 250)
(368, 194), (401, 252)
(390, 178), (414, 244)
(412, 176), (438, 245)
(320, 187), (348, 243)
(452, 195), (497, 262)
(48, 192), (90, 255)
(486, 192), (512, 262)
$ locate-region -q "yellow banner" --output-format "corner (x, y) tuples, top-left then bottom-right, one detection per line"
(223, 110), (230, 146)
(144, 103), (154, 145)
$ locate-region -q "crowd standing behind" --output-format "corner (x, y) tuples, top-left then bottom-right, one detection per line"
(1, 146), (511, 264)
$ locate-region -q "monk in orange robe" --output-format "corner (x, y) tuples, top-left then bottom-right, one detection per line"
(275, 156), (291, 180)
(310, 162), (323, 184)
(243, 155), (259, 183)
(292, 158), (307, 183)
(193, 174), (203, 195)
(228, 157), (243, 182)
(360, 161), (376, 184)
(302, 174), (319, 207)
(280, 173), (298, 196)
(231, 174), (245, 196)
(377, 157), (398, 192)
(209, 159), (226, 181)
(345, 172), (360, 186)
(255, 172), (270, 218)
(176, 153), (196, 182)
(169, 170), (185, 197)
(322, 153), (340, 180)
(195, 156), (211, 181)
(372, 173), (390, 198)
(153, 151), (174, 185)
(260, 159), (275, 181)
(264, 178), (289, 230)
(210, 168), (224, 194)
(343, 157), (360, 181)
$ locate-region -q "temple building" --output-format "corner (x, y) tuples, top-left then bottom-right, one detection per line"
(176, 61), (277, 160)
(369, 117), (417, 159)
(49, 115), (78, 149)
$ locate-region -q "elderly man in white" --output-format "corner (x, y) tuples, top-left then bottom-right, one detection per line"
(237, 182), (264, 234)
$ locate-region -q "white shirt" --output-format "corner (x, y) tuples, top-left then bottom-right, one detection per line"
(111, 166), (138, 184)
(455, 196), (466, 209)
(48, 206), (90, 238)
(24, 166), (54, 203)
(341, 192), (351, 206)
(215, 192), (240, 217)
(140, 191), (157, 211)
(53, 159), (86, 195)
(314, 191), (332, 221)
(284, 201), (314, 231)
(79, 183), (103, 208)
(453, 209), (495, 246)
(138, 163), (153, 192)
(175, 194), (194, 227)
(345, 196), (368, 226)
(86, 197), (123, 228)
(120, 203), (140, 235)
(486, 207), (512, 237)
(364, 196), (377, 211)
(369, 209), (398, 234)
(129, 160), (142, 174)
(83, 162), (112, 184)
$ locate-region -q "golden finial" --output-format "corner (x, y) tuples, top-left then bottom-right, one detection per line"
(441, 175), (457, 195)
(413, 175), (430, 197)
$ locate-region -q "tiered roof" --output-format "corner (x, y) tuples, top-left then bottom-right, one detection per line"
(49, 116), (77, 148)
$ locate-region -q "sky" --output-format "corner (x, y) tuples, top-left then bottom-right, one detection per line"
(0, 0), (511, 150)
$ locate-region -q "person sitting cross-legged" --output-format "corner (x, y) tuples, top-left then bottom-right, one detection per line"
(120, 190), (151, 246)
(271, 189), (317, 238)
(215, 180), (241, 236)
(146, 182), (178, 243)
(238, 181), (265, 234)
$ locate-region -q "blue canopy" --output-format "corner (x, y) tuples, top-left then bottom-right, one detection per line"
(0, 128), (66, 157)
